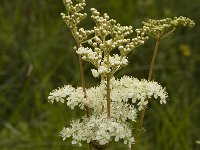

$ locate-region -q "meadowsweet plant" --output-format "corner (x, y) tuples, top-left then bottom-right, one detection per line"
(48, 0), (195, 149)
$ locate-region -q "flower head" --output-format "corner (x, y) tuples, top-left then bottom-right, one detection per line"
(60, 114), (135, 148)
(137, 16), (195, 39)
(48, 76), (168, 117)
(76, 8), (148, 78)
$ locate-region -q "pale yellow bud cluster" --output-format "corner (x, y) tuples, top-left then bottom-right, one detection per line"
(61, 12), (87, 29)
(137, 16), (195, 39)
(172, 16), (195, 28)
(61, 0), (94, 43)
(118, 35), (149, 56)
(63, 0), (86, 14)
(61, 1), (149, 77)
(76, 8), (148, 78)
(91, 8), (134, 45)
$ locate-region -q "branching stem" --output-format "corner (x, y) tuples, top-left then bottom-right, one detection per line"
(148, 38), (160, 80)
(132, 38), (160, 149)
(161, 27), (176, 39)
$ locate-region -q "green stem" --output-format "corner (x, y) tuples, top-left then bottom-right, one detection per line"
(132, 38), (160, 150)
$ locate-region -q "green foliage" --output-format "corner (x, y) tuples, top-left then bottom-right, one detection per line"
(0, 0), (199, 149)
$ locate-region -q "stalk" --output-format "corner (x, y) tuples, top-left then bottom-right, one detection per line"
(106, 50), (111, 118)
(132, 38), (160, 149)
(148, 39), (160, 80)
(106, 74), (111, 118)
(90, 141), (108, 150)
(77, 43), (90, 117)
(71, 27), (90, 117)
(90, 145), (106, 150)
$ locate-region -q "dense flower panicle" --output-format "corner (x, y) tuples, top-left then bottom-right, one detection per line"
(50, 76), (168, 148)
(137, 16), (195, 39)
(60, 114), (135, 148)
(48, 76), (168, 148)
(48, 76), (168, 114)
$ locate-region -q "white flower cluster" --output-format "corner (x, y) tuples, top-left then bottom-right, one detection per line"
(61, 0), (94, 42)
(48, 85), (85, 109)
(48, 76), (168, 148)
(137, 16), (195, 39)
(49, 76), (167, 112)
(76, 8), (148, 78)
(48, 85), (74, 103)
(60, 115), (134, 148)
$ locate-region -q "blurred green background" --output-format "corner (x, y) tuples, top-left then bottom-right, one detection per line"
(0, 0), (200, 150)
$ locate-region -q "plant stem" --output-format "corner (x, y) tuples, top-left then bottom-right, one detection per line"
(106, 50), (111, 118)
(132, 38), (160, 150)
(161, 27), (176, 39)
(148, 38), (160, 80)
(71, 28), (89, 116)
(77, 43), (89, 117)
(107, 74), (111, 118)
(89, 143), (93, 150)
(90, 141), (107, 150)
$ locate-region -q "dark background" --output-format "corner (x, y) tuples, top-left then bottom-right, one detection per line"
(0, 0), (200, 149)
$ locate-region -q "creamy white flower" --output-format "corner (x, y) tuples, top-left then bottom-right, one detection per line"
(60, 114), (135, 148)
(98, 65), (109, 75)
(48, 76), (168, 118)
(48, 85), (74, 103)
(76, 47), (93, 55)
(91, 69), (99, 78)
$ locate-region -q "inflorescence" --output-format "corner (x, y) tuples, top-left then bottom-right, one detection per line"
(48, 0), (194, 149)
(49, 76), (168, 148)
(136, 16), (195, 39)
